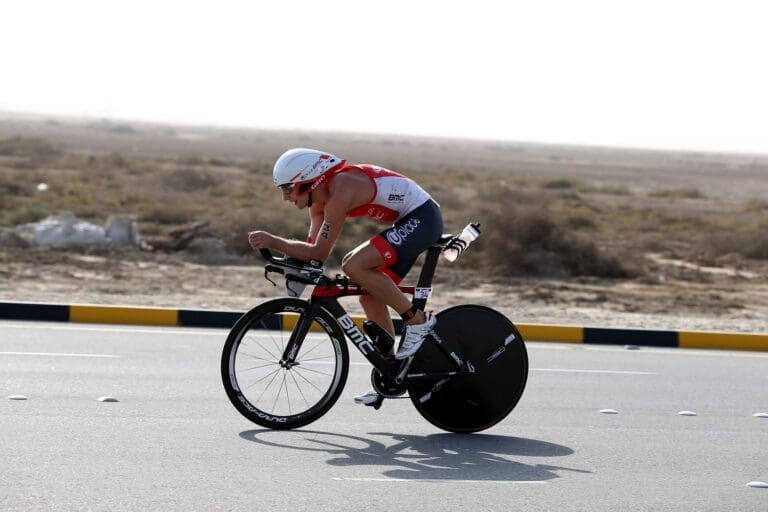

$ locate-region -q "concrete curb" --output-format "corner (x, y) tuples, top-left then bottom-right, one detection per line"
(2, 300), (767, 352)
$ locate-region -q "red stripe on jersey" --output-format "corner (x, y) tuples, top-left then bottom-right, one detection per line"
(326, 164), (410, 223)
(348, 204), (400, 222)
(370, 235), (398, 266)
(377, 265), (403, 284)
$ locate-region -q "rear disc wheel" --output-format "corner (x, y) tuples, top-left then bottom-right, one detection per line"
(407, 305), (528, 433)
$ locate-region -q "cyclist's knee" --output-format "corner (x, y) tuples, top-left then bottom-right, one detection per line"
(342, 251), (373, 279)
(341, 255), (359, 278)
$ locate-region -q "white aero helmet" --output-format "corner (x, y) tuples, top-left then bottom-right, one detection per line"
(273, 148), (346, 194)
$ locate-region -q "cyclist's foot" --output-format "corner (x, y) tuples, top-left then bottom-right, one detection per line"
(354, 389), (384, 407)
(395, 312), (436, 360)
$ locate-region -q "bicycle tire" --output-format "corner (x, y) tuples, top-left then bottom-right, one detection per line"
(407, 305), (528, 433)
(221, 298), (349, 429)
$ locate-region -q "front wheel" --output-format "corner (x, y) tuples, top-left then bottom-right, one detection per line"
(221, 298), (349, 429)
(407, 305), (528, 433)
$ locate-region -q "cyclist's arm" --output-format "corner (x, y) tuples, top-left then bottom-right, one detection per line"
(302, 173), (367, 261)
(256, 198), (348, 263)
(306, 202), (324, 243)
(250, 174), (365, 262)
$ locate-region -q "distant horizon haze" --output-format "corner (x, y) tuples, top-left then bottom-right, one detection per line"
(4, 108), (768, 159)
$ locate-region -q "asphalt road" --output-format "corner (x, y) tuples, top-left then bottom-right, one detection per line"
(1, 320), (766, 511)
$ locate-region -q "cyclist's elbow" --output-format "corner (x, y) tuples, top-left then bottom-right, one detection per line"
(307, 244), (332, 264)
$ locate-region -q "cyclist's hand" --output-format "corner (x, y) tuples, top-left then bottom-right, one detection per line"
(248, 230), (273, 250)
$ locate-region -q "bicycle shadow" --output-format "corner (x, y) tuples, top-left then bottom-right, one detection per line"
(240, 429), (588, 482)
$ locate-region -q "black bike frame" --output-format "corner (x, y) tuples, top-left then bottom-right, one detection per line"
(278, 245), (470, 384)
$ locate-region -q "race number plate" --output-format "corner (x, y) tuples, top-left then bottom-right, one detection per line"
(414, 287), (433, 299)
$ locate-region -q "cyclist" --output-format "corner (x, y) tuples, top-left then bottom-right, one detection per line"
(247, 148), (443, 405)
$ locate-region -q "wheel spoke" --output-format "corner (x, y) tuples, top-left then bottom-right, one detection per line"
(246, 317), (286, 359)
(238, 351), (279, 364)
(242, 333), (281, 362)
(268, 328), (285, 360)
(292, 365), (333, 378)
(253, 368), (282, 405)
(297, 354), (335, 363)
(244, 368), (280, 396)
(298, 338), (325, 359)
(272, 371), (289, 413)
(288, 370), (312, 409)
(239, 361), (278, 372)
(284, 373), (292, 415)
(292, 366), (325, 393)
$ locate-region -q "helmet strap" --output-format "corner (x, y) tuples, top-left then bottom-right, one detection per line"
(307, 191), (313, 208)
(310, 174), (327, 192)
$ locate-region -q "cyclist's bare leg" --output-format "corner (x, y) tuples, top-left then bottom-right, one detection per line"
(342, 243), (427, 327)
(359, 294), (395, 341)
(345, 242), (430, 405)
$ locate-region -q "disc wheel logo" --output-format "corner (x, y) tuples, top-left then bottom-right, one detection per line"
(386, 219), (421, 246)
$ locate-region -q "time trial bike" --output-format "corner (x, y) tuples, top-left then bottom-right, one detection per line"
(220, 228), (528, 433)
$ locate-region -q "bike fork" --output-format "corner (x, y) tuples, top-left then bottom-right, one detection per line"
(278, 302), (320, 367)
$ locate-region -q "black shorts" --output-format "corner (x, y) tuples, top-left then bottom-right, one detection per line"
(370, 200), (443, 283)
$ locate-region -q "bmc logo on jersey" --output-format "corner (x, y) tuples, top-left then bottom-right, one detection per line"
(388, 193), (405, 202)
(386, 219), (421, 246)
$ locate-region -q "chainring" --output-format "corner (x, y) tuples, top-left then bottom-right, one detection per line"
(371, 368), (407, 398)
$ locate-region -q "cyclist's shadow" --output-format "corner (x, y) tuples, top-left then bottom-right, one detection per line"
(240, 429), (588, 482)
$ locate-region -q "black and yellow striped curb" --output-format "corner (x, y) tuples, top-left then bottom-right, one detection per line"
(0, 301), (241, 328)
(1, 301), (767, 351)
(515, 323), (768, 352)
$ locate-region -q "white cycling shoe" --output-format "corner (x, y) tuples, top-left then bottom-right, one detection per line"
(354, 389), (383, 406)
(395, 312), (436, 360)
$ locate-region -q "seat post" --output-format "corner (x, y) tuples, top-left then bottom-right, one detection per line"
(411, 245), (442, 311)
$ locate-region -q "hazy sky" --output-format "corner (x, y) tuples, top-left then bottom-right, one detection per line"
(2, 0), (767, 154)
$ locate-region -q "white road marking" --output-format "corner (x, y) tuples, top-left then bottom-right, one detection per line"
(0, 351), (119, 358)
(0, 324), (658, 372)
(528, 342), (768, 359)
(532, 368), (657, 375)
(331, 477), (547, 484)
(2, 322), (766, 360)
(0, 322), (226, 336)
(347, 361), (657, 374)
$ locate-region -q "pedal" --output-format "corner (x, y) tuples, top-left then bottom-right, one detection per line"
(357, 393), (385, 410)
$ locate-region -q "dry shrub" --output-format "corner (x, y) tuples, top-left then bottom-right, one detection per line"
(1, 203), (53, 226)
(703, 224), (768, 260)
(542, 178), (577, 189)
(466, 189), (632, 278)
(161, 168), (216, 192)
(139, 205), (201, 225)
(0, 137), (60, 159)
(0, 172), (30, 197)
(742, 199), (768, 212)
(648, 188), (706, 199)
(564, 213), (597, 230)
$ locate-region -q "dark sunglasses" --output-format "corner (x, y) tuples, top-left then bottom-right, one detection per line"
(279, 183), (296, 194)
